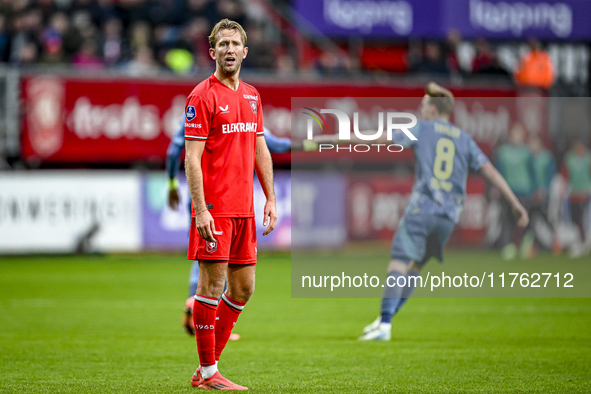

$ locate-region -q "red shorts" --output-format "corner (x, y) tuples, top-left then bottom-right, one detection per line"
(188, 217), (257, 265)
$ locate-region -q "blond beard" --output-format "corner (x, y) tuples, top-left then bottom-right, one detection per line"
(217, 57), (241, 75)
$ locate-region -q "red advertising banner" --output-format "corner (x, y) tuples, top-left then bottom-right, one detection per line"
(21, 75), (519, 164)
(21, 76), (190, 163)
(347, 175), (488, 246)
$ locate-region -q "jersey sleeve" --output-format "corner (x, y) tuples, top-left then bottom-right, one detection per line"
(184, 95), (211, 141)
(468, 137), (489, 171)
(256, 91), (264, 137)
(391, 122), (420, 149)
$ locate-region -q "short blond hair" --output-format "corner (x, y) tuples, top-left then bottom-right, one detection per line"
(208, 19), (247, 48)
(425, 82), (455, 116)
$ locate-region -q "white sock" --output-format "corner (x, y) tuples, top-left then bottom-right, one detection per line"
(378, 322), (392, 331)
(201, 362), (218, 379)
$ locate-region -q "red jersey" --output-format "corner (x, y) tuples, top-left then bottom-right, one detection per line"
(184, 74), (264, 218)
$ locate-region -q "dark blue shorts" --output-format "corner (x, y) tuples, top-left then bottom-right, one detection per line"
(390, 212), (456, 265)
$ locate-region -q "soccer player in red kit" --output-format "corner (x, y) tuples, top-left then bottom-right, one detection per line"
(184, 19), (276, 390)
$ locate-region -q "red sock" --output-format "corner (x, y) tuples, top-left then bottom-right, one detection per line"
(215, 293), (245, 361)
(193, 295), (218, 367)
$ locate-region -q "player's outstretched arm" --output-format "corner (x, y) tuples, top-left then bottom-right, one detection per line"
(255, 135), (277, 236)
(264, 127), (292, 153)
(185, 140), (217, 242)
(166, 120), (186, 210)
(479, 161), (529, 228)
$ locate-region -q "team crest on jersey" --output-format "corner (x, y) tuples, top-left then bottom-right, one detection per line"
(206, 241), (217, 253)
(249, 100), (257, 114)
(186, 106), (196, 121)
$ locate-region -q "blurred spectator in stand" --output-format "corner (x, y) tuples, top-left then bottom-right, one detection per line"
(69, 0), (104, 29)
(152, 22), (193, 75)
(183, 18), (211, 70)
(128, 20), (151, 53)
(40, 21), (66, 64)
(0, 0), (269, 74)
(0, 0), (13, 15)
(16, 39), (39, 66)
(100, 16), (129, 66)
(242, 23), (273, 71)
(0, 14), (9, 62)
(215, 0), (246, 27)
(15, 0), (32, 12)
(8, 12), (36, 64)
(276, 52), (296, 77)
(71, 10), (99, 42)
(145, 0), (181, 26)
(72, 39), (104, 70)
(26, 7), (44, 34)
(125, 45), (159, 76)
(514, 38), (555, 90)
(413, 42), (448, 75)
(445, 29), (462, 76)
(495, 123), (535, 260)
(561, 139), (591, 255)
(165, 47), (194, 74)
(153, 23), (177, 68)
(482, 57), (510, 78)
(19, 7), (44, 57)
(7, 7), (44, 63)
(40, 12), (80, 65)
(36, 0), (56, 21)
(115, 0), (151, 30)
(529, 134), (557, 253)
(160, 17), (212, 75)
(45, 12), (83, 60)
(180, 0), (219, 27)
(471, 38), (494, 73)
(96, 0), (118, 20)
(315, 49), (352, 76)
(471, 38), (510, 79)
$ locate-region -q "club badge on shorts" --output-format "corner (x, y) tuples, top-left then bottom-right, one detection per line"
(206, 241), (217, 253)
(249, 100), (257, 114)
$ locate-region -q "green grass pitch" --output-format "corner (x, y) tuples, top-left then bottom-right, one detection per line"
(1, 251), (590, 393)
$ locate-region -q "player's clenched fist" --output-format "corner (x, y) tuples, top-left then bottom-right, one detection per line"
(195, 209), (217, 243)
(168, 188), (180, 211)
(262, 200), (277, 236)
(513, 204), (530, 228)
